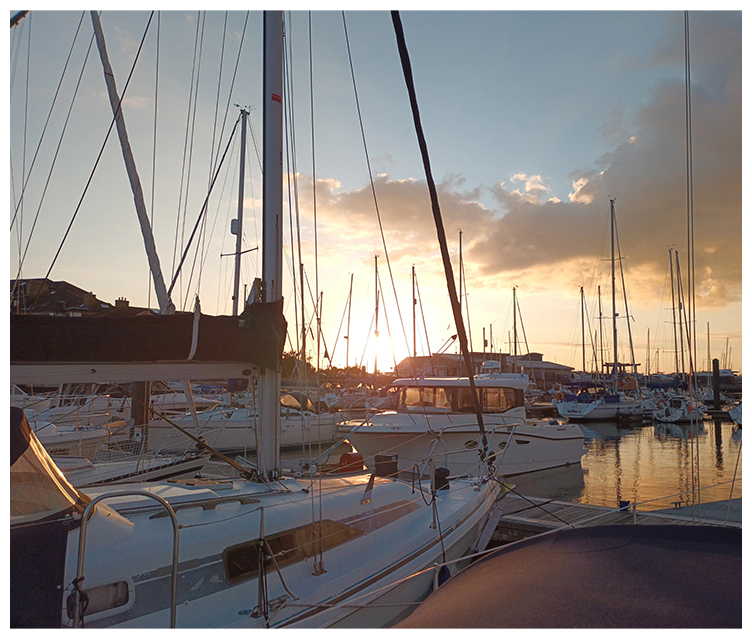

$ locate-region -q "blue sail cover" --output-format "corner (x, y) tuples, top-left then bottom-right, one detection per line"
(398, 525), (741, 628)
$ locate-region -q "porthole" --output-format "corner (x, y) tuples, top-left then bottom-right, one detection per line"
(464, 440), (479, 449)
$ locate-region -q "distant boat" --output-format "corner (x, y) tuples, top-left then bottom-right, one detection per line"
(651, 394), (706, 423)
(727, 402), (742, 426)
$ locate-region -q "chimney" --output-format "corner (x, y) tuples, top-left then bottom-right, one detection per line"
(115, 297), (130, 309)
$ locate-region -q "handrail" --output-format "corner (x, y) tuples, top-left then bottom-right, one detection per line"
(73, 490), (180, 628)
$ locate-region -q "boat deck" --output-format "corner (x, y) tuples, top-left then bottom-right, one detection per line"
(492, 493), (741, 544)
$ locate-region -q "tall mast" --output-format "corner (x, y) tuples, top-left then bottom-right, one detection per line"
(90, 11), (173, 315)
(232, 108), (249, 316)
(706, 322), (710, 373)
(676, 251), (687, 376)
(458, 230), (463, 321)
(580, 286), (586, 374)
(512, 286), (518, 373)
(374, 254), (379, 374)
(345, 273), (353, 368)
(598, 285), (603, 376)
(412, 264), (417, 358)
(257, 10), (284, 479)
(610, 197), (618, 391)
(669, 248), (680, 374)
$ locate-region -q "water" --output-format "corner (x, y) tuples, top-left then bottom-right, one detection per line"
(511, 417), (742, 512)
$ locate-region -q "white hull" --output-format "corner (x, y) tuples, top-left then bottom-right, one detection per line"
(32, 423), (113, 458)
(54, 452), (209, 488)
(48, 474), (500, 628)
(144, 407), (340, 453)
(347, 412), (586, 477)
(554, 398), (642, 421)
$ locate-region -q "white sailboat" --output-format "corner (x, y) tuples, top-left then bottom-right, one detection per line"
(10, 11), (502, 629)
(554, 199), (642, 421)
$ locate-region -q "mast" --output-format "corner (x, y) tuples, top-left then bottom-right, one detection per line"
(232, 108), (249, 316)
(458, 230), (463, 320)
(90, 11), (174, 315)
(669, 248), (680, 374)
(580, 286), (586, 374)
(706, 322), (710, 374)
(412, 264), (417, 358)
(676, 251), (687, 376)
(512, 286), (518, 374)
(597, 285), (604, 376)
(374, 254), (379, 374)
(345, 273), (353, 368)
(257, 10), (284, 479)
(610, 197), (618, 391)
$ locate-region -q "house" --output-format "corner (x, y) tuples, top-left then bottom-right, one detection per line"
(395, 351), (574, 387)
(9, 278), (154, 317)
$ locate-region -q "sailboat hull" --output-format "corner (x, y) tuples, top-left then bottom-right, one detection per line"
(28, 474), (500, 628)
(348, 414), (586, 477)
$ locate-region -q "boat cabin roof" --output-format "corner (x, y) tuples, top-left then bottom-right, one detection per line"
(392, 374), (529, 391)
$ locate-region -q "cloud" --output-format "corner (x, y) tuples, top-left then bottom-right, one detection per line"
(297, 14), (740, 312)
(510, 172), (550, 193)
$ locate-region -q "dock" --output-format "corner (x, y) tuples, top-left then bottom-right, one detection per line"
(491, 493), (741, 544)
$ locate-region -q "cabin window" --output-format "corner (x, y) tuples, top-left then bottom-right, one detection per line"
(83, 581), (129, 616)
(223, 519), (364, 584)
(401, 387), (451, 411)
(66, 580), (132, 623)
(454, 388), (521, 413)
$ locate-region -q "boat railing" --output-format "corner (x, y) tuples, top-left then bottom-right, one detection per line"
(73, 491), (180, 628)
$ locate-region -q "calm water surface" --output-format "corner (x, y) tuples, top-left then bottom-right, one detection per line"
(511, 417), (742, 511)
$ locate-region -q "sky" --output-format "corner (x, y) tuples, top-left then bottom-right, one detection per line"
(7, 5), (743, 378)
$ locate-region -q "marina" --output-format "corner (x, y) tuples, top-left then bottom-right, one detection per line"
(9, 9), (741, 630)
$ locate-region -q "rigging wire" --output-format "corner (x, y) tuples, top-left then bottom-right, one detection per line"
(147, 11), (161, 310)
(18, 13), (32, 277)
(10, 11), (85, 233)
(167, 115), (241, 300)
(308, 12), (321, 374)
(684, 11), (698, 388)
(210, 11), (250, 177)
(282, 14), (303, 358)
(28, 12), (154, 313)
(11, 26), (97, 305)
(171, 10), (202, 308)
(414, 270), (432, 356)
(180, 12), (208, 310)
(342, 11), (413, 360)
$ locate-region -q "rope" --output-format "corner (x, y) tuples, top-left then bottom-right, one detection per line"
(391, 10), (489, 460)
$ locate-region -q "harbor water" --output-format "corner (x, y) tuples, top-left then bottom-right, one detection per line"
(510, 416), (742, 512)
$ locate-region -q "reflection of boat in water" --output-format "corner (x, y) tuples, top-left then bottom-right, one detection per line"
(577, 420), (642, 441)
(652, 420), (707, 439)
(503, 462), (586, 501)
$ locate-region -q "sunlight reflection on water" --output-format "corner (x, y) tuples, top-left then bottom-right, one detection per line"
(510, 418), (742, 511)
